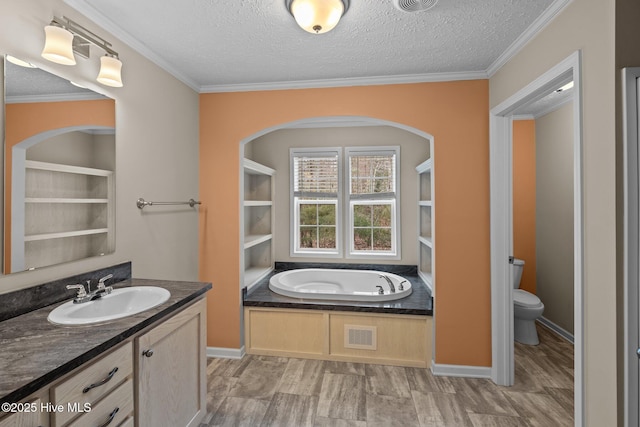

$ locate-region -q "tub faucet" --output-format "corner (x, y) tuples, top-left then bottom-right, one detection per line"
(379, 274), (395, 293)
(376, 285), (384, 295)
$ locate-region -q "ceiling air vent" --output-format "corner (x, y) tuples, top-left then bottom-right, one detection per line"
(393, 0), (438, 13)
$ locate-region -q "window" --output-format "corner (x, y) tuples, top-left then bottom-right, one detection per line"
(346, 147), (399, 257)
(290, 146), (399, 259)
(291, 149), (342, 256)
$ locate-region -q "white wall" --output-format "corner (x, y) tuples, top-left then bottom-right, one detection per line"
(0, 0), (200, 293)
(536, 102), (574, 334)
(247, 126), (430, 265)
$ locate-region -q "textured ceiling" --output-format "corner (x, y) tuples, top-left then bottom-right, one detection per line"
(62, 0), (561, 92)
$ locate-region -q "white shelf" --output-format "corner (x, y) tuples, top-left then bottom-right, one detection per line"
(244, 158), (275, 176)
(25, 160), (112, 177)
(244, 234), (272, 250)
(244, 200), (273, 207)
(25, 198), (109, 204)
(418, 236), (433, 248)
(25, 228), (109, 242)
(244, 266), (274, 289)
(415, 158), (432, 174)
(418, 200), (432, 207)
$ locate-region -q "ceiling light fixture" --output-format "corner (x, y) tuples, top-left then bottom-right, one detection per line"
(285, 0), (350, 34)
(41, 16), (123, 87)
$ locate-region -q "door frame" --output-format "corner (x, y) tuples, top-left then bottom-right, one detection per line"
(489, 51), (584, 425)
(623, 66), (640, 427)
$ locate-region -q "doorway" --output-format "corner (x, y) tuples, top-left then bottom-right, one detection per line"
(489, 51), (584, 424)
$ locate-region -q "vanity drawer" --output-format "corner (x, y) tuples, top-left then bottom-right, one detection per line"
(51, 342), (132, 426)
(117, 417), (134, 427)
(66, 379), (133, 427)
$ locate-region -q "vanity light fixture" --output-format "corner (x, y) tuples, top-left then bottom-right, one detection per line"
(285, 0), (350, 34)
(41, 16), (123, 87)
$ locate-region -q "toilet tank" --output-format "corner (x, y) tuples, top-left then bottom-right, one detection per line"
(512, 258), (525, 289)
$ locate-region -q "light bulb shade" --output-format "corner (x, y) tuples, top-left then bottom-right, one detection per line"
(41, 25), (76, 65)
(290, 0), (345, 34)
(97, 55), (123, 87)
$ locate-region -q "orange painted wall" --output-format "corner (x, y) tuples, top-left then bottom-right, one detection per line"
(512, 120), (536, 294)
(200, 81), (491, 366)
(4, 99), (116, 272)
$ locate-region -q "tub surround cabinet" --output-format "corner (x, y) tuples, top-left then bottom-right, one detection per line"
(0, 278), (210, 427)
(244, 307), (432, 368)
(242, 158), (275, 289)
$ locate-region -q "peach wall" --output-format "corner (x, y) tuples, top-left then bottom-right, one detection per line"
(4, 99), (115, 272)
(200, 80), (492, 367)
(512, 120), (536, 294)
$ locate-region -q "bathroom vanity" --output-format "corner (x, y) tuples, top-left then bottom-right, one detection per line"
(0, 274), (211, 427)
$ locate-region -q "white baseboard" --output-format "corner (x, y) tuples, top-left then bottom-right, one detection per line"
(537, 317), (574, 344)
(431, 362), (492, 379)
(206, 346), (246, 359)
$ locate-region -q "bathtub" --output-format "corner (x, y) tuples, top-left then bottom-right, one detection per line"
(268, 268), (412, 302)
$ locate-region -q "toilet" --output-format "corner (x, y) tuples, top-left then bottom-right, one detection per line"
(512, 258), (544, 345)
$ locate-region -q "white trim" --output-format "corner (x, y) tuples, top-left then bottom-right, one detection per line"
(489, 51), (583, 425)
(431, 362), (492, 379)
(511, 114), (535, 121)
(532, 95), (574, 119)
(486, 0), (573, 77)
(206, 346), (246, 360)
(537, 317), (574, 344)
(623, 67), (640, 427)
(201, 71), (488, 93)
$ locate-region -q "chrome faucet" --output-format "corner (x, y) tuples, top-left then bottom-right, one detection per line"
(379, 274), (395, 293)
(376, 285), (384, 295)
(66, 274), (114, 304)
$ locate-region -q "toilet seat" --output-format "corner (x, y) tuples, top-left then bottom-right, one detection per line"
(513, 289), (542, 308)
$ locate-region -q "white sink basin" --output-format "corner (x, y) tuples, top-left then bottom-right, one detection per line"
(48, 286), (171, 325)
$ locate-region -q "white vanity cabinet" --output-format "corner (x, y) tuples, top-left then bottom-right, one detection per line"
(136, 298), (207, 427)
(416, 156), (435, 294)
(242, 159), (275, 289)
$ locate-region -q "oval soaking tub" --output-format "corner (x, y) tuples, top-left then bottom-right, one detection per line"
(268, 268), (412, 302)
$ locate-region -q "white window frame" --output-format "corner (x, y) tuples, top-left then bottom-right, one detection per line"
(290, 147), (343, 258)
(344, 146), (401, 259)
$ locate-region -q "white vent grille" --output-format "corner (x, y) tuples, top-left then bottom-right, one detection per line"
(393, 0), (438, 13)
(344, 325), (377, 350)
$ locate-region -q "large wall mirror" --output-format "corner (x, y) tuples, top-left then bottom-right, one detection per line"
(2, 54), (116, 274)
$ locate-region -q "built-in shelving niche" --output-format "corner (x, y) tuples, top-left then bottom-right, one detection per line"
(242, 159), (275, 289)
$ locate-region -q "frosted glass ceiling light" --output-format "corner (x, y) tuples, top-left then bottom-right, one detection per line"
(286, 0), (349, 34)
(41, 25), (76, 65)
(97, 55), (123, 88)
(41, 16), (124, 87)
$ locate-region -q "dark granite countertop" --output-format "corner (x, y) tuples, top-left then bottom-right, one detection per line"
(0, 278), (211, 404)
(244, 262), (433, 316)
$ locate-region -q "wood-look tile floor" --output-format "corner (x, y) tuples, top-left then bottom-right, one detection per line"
(200, 324), (573, 426)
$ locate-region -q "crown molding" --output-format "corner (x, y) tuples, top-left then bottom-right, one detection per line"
(63, 0), (201, 92)
(486, 0), (573, 77)
(200, 71), (488, 93)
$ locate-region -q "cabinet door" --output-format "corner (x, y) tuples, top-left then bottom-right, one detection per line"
(136, 299), (206, 427)
(0, 397), (47, 427)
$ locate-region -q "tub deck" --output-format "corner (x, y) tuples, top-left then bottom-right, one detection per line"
(243, 262), (433, 316)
